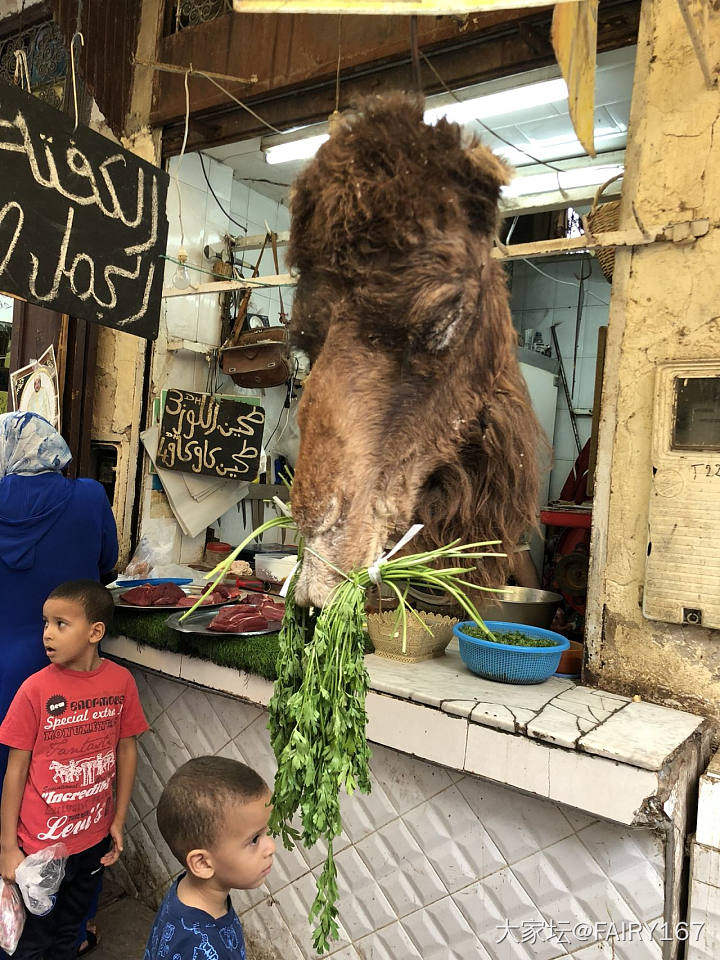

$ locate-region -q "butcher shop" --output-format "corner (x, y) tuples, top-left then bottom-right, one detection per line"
(1, 0), (720, 958)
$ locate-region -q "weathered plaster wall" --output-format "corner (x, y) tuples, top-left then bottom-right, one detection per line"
(85, 0), (163, 566)
(89, 114), (158, 566)
(92, 325), (147, 565)
(586, 0), (720, 721)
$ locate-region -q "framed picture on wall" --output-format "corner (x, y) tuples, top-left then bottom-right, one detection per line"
(10, 345), (60, 429)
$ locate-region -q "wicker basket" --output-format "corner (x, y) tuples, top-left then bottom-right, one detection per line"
(586, 173), (623, 283)
(367, 610), (458, 663)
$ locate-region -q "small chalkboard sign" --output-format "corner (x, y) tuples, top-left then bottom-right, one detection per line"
(0, 80), (169, 340)
(157, 389), (265, 480)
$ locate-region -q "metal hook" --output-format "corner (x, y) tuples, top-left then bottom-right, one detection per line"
(70, 32), (85, 131)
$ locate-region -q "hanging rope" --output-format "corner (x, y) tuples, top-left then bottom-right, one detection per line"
(335, 15), (342, 112)
(327, 15), (343, 132)
(172, 67), (192, 272)
(409, 16), (422, 95)
(198, 73), (281, 135)
(132, 57), (280, 135)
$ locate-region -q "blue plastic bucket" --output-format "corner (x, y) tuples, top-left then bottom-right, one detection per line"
(453, 620), (570, 685)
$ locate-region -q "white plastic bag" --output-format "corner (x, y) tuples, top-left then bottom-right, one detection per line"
(0, 879), (25, 955)
(122, 535), (173, 579)
(15, 843), (67, 917)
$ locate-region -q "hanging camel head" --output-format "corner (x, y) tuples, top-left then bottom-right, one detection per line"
(287, 93), (541, 608)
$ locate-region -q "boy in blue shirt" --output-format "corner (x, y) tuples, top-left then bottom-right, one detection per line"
(144, 756), (275, 960)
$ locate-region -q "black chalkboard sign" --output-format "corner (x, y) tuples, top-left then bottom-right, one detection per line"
(0, 80), (169, 340)
(157, 390), (266, 480)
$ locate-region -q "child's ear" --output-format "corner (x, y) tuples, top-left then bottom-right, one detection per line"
(89, 621), (106, 645)
(186, 849), (214, 880)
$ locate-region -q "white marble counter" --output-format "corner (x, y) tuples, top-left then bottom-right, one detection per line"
(104, 635), (709, 829)
(366, 640), (703, 771)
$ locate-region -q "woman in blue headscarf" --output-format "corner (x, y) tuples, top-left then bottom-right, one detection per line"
(0, 412), (118, 783)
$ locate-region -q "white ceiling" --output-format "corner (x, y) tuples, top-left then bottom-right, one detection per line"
(206, 45), (636, 208)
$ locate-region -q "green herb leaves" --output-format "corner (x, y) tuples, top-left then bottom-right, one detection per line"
(267, 537), (504, 953)
(200, 512), (504, 953)
(269, 565), (370, 952)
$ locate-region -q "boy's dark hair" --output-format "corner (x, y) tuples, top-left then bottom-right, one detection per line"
(157, 756), (268, 864)
(47, 580), (114, 632)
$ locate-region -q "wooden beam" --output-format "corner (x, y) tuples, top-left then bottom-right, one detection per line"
(232, 0), (580, 11)
(158, 0), (641, 154)
(162, 218), (712, 300)
(134, 57), (259, 87)
(501, 179), (622, 216)
(231, 230), (290, 249)
(552, 0), (599, 155)
(163, 274), (294, 298)
(156, 7), (542, 128)
(493, 218), (710, 261)
(587, 323), (607, 497)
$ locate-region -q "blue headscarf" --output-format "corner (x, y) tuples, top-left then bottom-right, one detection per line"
(0, 413), (74, 569)
(0, 412), (72, 477)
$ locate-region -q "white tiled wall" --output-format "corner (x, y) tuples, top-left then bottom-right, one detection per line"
(122, 668), (668, 960)
(686, 751), (720, 959)
(228, 177), (293, 326)
(148, 154), (295, 555)
(164, 152), (292, 355)
(510, 258), (610, 501)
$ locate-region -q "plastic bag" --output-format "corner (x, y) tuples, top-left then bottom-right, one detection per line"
(122, 534), (175, 580)
(0, 879), (25, 955)
(15, 843), (67, 917)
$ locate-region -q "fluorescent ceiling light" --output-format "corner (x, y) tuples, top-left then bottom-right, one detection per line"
(264, 77), (569, 165)
(495, 130), (627, 169)
(423, 77), (568, 127)
(265, 134), (329, 165)
(502, 163), (624, 198)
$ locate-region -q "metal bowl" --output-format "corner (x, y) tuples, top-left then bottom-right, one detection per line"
(477, 586), (562, 629)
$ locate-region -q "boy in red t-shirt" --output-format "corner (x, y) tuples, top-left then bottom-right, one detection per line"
(0, 580), (148, 959)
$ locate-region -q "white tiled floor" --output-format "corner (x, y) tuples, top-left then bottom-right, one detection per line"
(123, 667), (671, 960)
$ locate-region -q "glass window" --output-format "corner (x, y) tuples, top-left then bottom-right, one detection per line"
(673, 376), (720, 450)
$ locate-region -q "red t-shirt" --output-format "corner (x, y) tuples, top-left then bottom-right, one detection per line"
(0, 659), (148, 855)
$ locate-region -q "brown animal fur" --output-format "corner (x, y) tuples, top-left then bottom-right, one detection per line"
(288, 92), (542, 607)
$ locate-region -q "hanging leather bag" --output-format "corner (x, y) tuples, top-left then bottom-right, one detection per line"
(220, 327), (290, 388)
(220, 231), (290, 387)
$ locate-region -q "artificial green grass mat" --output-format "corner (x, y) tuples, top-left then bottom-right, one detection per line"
(110, 610), (374, 683)
(110, 610), (281, 680)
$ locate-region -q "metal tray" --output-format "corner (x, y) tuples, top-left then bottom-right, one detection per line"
(114, 578), (193, 587)
(111, 586), (234, 614)
(165, 608), (280, 637)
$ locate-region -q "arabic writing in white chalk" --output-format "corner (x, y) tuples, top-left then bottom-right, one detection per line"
(158, 392), (265, 477)
(0, 106), (160, 328)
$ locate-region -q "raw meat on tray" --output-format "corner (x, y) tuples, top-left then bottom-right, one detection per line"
(259, 600), (285, 621)
(207, 597), (284, 633)
(208, 606), (268, 633)
(119, 582), (186, 606)
(176, 585), (242, 607)
(119, 583), (241, 608)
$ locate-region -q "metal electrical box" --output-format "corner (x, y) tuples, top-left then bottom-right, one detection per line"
(644, 360), (720, 629)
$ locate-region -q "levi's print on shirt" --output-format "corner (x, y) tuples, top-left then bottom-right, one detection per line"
(0, 659), (148, 855)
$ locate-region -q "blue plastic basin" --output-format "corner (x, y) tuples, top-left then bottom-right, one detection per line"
(453, 620), (570, 685)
